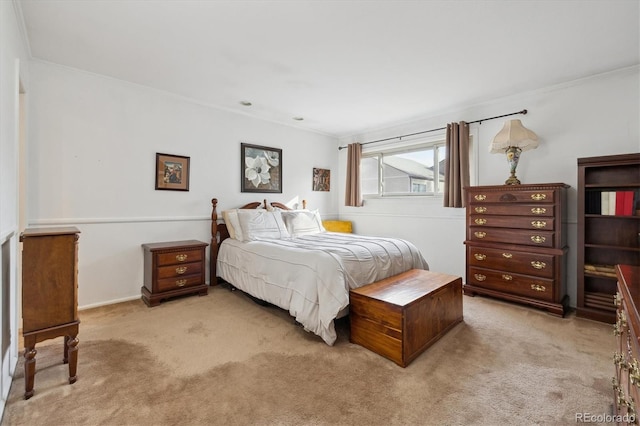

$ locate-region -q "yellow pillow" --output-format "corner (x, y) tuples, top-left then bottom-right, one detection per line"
(322, 220), (352, 233)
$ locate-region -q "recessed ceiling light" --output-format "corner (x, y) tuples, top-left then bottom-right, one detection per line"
(293, 117), (304, 121)
(239, 101), (252, 106)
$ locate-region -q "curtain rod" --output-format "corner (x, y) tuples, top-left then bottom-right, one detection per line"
(337, 109), (528, 150)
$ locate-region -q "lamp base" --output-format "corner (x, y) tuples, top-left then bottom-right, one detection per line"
(505, 175), (521, 185)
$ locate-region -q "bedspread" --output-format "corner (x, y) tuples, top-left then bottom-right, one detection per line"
(216, 232), (428, 345)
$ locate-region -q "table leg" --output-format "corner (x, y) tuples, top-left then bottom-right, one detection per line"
(66, 335), (79, 384)
(24, 346), (37, 400)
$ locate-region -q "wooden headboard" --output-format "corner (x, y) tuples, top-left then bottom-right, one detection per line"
(209, 198), (306, 284)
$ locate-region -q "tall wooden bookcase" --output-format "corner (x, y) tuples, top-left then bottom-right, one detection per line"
(577, 153), (640, 323)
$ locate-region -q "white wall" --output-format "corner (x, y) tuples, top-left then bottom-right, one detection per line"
(338, 66), (640, 308)
(0, 0), (30, 417)
(27, 60), (339, 308)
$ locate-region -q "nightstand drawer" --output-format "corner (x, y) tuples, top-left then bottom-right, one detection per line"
(157, 261), (202, 279)
(157, 274), (203, 292)
(156, 249), (203, 266)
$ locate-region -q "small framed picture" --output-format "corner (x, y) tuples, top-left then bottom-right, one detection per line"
(155, 153), (190, 191)
(241, 143), (282, 193)
(313, 168), (330, 191)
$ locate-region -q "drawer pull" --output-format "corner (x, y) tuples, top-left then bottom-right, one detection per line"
(531, 220), (547, 229)
(474, 274), (486, 282)
(502, 274), (513, 281)
(474, 253), (486, 261)
(531, 261), (546, 270)
(615, 292), (622, 308)
(614, 311), (627, 336)
(531, 193), (547, 201)
(530, 284), (546, 292)
(474, 207), (487, 213)
(175, 266), (188, 275)
(474, 218), (487, 225)
(176, 279), (187, 287)
(176, 254), (188, 262)
(531, 207), (546, 215)
(530, 235), (546, 244)
(474, 194), (486, 201)
(502, 253), (513, 259)
(474, 231), (486, 239)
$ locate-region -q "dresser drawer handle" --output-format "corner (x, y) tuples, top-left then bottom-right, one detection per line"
(474, 207), (487, 213)
(531, 261), (546, 270)
(531, 220), (547, 229)
(531, 193), (546, 201)
(530, 284), (546, 292)
(175, 266), (188, 274)
(502, 274), (513, 281)
(502, 252), (512, 259)
(474, 218), (487, 225)
(474, 274), (486, 282)
(474, 253), (486, 261)
(176, 254), (188, 262)
(615, 292), (622, 308)
(531, 207), (546, 215)
(531, 235), (546, 244)
(474, 194), (486, 201)
(176, 279), (187, 287)
(474, 232), (486, 239)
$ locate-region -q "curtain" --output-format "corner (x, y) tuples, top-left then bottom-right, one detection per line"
(443, 121), (470, 208)
(344, 143), (362, 207)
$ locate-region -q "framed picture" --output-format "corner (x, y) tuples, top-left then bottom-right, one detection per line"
(155, 153), (190, 191)
(313, 168), (330, 191)
(241, 143), (282, 193)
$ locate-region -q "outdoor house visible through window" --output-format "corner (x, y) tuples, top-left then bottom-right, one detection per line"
(362, 142), (447, 197)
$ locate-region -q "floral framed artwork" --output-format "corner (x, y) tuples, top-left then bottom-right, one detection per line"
(313, 168), (330, 191)
(155, 153), (190, 191)
(241, 143), (282, 193)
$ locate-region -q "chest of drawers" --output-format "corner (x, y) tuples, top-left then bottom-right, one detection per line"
(464, 183), (569, 316)
(141, 240), (209, 306)
(614, 264), (640, 424)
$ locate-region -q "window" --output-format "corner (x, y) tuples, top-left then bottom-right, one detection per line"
(361, 142), (446, 197)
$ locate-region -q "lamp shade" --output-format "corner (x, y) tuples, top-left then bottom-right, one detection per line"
(489, 119), (539, 153)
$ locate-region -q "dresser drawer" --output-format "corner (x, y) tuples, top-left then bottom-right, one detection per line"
(469, 189), (556, 204)
(469, 215), (554, 231)
(467, 246), (555, 279)
(469, 227), (555, 248)
(157, 261), (202, 279)
(156, 249), (203, 266)
(468, 267), (554, 301)
(470, 204), (554, 217)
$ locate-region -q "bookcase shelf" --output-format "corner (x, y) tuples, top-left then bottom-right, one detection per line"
(577, 153), (640, 323)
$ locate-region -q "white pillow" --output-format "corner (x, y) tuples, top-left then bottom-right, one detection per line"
(237, 210), (291, 241)
(281, 210), (325, 237)
(221, 209), (243, 241)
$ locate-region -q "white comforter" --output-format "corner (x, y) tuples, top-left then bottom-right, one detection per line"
(216, 232), (429, 345)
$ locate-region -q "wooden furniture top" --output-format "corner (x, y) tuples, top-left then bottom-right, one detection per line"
(617, 264), (640, 330)
(142, 240), (208, 251)
(350, 269), (462, 307)
(20, 227), (80, 239)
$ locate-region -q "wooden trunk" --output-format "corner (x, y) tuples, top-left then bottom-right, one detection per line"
(349, 269), (463, 367)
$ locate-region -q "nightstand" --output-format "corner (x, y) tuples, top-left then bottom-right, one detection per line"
(141, 240), (208, 306)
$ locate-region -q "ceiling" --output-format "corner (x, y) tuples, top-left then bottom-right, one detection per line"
(17, 0), (640, 138)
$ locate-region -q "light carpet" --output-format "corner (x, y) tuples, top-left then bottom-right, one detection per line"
(1, 285), (613, 425)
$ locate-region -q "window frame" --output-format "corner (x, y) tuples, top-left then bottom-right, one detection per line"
(361, 138), (446, 199)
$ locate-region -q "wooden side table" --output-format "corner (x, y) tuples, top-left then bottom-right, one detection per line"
(141, 240), (208, 306)
(20, 227), (81, 399)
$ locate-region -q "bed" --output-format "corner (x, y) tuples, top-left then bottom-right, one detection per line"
(210, 198), (429, 345)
